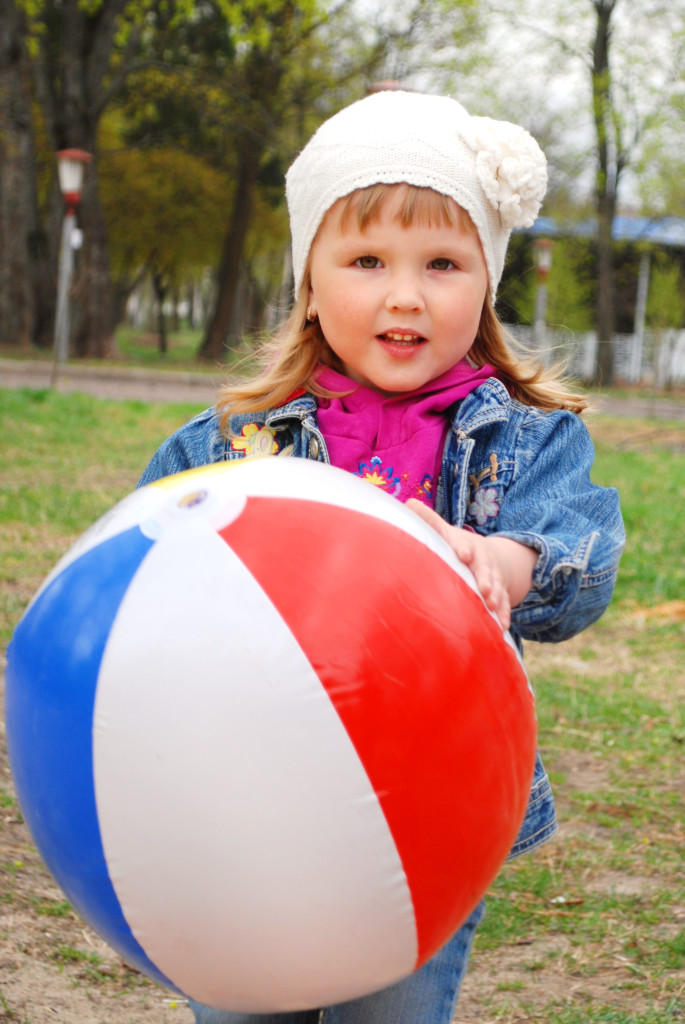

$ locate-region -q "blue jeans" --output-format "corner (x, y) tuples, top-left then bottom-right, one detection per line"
(188, 900), (485, 1024)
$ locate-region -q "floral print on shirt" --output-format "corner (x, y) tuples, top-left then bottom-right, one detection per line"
(356, 456), (435, 505)
(415, 474), (434, 502)
(356, 456), (401, 495)
(468, 486), (500, 525)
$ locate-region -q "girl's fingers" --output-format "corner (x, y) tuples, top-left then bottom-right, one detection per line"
(406, 498), (449, 538)
(407, 499), (511, 626)
(407, 499), (473, 560)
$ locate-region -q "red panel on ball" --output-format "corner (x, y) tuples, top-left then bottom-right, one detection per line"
(220, 496), (536, 967)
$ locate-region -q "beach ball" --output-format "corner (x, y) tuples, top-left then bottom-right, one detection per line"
(6, 457), (536, 1012)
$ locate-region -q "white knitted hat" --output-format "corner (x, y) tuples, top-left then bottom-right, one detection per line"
(285, 90), (547, 303)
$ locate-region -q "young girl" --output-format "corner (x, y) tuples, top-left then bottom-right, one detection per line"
(139, 90), (625, 1024)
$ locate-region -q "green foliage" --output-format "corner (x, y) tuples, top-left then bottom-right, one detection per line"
(498, 234), (597, 330)
(114, 325), (208, 364)
(497, 234), (535, 324)
(637, 84), (685, 219)
(646, 252), (685, 332)
(8, 0), (492, 356)
(547, 237), (597, 332)
(98, 136), (232, 284)
(215, 0), (320, 50)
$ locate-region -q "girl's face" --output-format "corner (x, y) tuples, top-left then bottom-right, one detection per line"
(307, 186), (488, 393)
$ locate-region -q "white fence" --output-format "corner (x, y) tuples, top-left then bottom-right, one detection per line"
(507, 326), (685, 387)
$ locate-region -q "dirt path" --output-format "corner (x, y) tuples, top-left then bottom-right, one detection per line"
(0, 359), (221, 406)
(2, 357), (685, 418)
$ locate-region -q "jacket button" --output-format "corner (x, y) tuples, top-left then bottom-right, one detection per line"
(309, 438), (320, 458)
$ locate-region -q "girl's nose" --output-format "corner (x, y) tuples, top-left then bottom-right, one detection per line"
(385, 273), (425, 312)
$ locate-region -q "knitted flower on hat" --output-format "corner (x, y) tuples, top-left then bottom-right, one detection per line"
(285, 90), (548, 303)
(463, 116), (547, 229)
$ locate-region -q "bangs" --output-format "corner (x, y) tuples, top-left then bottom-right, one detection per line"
(337, 184), (476, 235)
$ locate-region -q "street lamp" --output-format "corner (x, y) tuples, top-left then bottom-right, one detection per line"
(532, 237), (553, 359)
(51, 148), (92, 386)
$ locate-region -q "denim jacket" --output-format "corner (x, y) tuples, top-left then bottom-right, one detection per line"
(139, 377), (625, 858)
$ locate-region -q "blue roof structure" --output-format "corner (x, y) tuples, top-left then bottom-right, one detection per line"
(526, 215), (685, 247)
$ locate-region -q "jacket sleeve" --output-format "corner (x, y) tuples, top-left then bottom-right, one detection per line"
(495, 409), (625, 643)
(137, 407), (228, 487)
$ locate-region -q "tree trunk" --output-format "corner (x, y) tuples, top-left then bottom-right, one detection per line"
(594, 194), (615, 385)
(29, 181), (62, 350)
(197, 144), (262, 362)
(71, 158), (118, 358)
(196, 0), (306, 362)
(591, 0), (619, 386)
(32, 0), (136, 358)
(153, 272), (168, 354)
(171, 285), (180, 332)
(0, 2), (35, 348)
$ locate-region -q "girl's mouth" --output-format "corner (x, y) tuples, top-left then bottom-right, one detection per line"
(378, 331), (426, 346)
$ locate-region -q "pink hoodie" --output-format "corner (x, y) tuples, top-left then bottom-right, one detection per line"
(316, 360), (497, 507)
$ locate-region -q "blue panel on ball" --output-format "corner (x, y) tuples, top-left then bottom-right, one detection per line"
(6, 526), (179, 993)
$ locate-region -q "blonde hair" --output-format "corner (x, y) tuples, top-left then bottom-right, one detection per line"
(217, 184), (587, 430)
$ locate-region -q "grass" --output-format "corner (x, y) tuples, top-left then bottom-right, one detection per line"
(460, 415), (685, 1020)
(0, 388), (201, 651)
(29, 895), (72, 917)
(0, 323), (252, 372)
(0, 386), (683, 1022)
(593, 445), (684, 606)
(50, 942), (104, 968)
(114, 325), (207, 366)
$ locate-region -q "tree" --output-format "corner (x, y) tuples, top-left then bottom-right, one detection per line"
(197, 0), (301, 361)
(33, 0), (155, 357)
(119, 0), (483, 362)
(482, 0), (685, 383)
(0, 1), (60, 349)
(110, 0), (330, 362)
(0, 1), (35, 347)
(637, 87), (685, 220)
(98, 140), (232, 348)
(590, 0), (622, 383)
(191, 0), (398, 362)
(203, 0), (484, 361)
(9, 0), (162, 356)
(2, 0), (481, 359)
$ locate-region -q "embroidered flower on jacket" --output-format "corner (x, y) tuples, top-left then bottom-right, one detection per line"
(357, 456), (401, 494)
(230, 423), (278, 456)
(468, 486), (500, 526)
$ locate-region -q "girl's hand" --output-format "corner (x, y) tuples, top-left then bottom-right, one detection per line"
(406, 499), (538, 630)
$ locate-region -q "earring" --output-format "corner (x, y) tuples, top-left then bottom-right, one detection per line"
(306, 306), (318, 323)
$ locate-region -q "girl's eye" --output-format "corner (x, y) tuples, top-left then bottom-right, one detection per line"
(430, 258), (455, 271)
(356, 255), (380, 269)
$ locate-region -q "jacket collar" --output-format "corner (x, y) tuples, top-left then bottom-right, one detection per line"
(226, 378), (510, 433)
(451, 377), (512, 434)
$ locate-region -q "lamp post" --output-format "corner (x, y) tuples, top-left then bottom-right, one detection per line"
(51, 148), (92, 387)
(532, 237), (553, 360)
